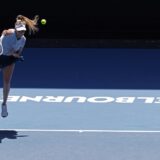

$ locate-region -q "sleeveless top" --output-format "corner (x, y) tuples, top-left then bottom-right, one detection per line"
(0, 29), (26, 55)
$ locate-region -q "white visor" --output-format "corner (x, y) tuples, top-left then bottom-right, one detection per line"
(15, 23), (26, 31)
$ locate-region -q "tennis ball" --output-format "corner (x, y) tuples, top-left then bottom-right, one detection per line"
(41, 19), (47, 25)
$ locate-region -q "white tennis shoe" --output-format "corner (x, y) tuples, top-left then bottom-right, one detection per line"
(1, 104), (8, 118)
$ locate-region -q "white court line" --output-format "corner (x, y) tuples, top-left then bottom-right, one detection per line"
(1, 129), (160, 133)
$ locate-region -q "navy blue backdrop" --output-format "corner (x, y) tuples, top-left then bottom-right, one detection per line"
(0, 0), (160, 39)
(1, 48), (159, 89)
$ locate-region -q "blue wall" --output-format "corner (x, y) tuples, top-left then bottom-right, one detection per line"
(3, 48), (160, 89)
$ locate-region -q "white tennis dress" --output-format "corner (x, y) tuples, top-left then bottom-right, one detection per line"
(0, 29), (26, 55)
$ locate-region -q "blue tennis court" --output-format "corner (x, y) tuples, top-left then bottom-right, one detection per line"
(1, 48), (160, 160)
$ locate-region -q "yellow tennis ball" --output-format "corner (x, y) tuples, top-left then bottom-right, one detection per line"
(41, 19), (47, 25)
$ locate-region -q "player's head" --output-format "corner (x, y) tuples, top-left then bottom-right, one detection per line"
(15, 15), (39, 35)
(15, 21), (26, 38)
(15, 21), (26, 31)
(15, 21), (26, 39)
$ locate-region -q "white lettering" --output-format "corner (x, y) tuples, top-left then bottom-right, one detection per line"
(43, 96), (64, 102)
(87, 97), (114, 103)
(1, 95), (160, 104)
(137, 97), (155, 103)
(116, 97), (135, 103)
(7, 96), (20, 102)
(19, 96), (43, 102)
(64, 96), (87, 103)
(154, 97), (160, 103)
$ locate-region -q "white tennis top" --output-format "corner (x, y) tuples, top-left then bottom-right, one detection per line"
(0, 29), (26, 55)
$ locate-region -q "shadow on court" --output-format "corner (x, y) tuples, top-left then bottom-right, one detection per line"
(0, 130), (28, 143)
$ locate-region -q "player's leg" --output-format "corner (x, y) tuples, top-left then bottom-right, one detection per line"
(1, 63), (15, 117)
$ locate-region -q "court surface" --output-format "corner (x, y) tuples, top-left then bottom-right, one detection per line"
(1, 88), (160, 160)
(1, 48), (160, 160)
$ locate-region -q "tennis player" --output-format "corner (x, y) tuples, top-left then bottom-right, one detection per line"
(0, 15), (39, 117)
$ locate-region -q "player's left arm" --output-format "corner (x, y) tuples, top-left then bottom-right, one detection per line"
(16, 47), (24, 55)
(12, 47), (24, 58)
(12, 38), (26, 58)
